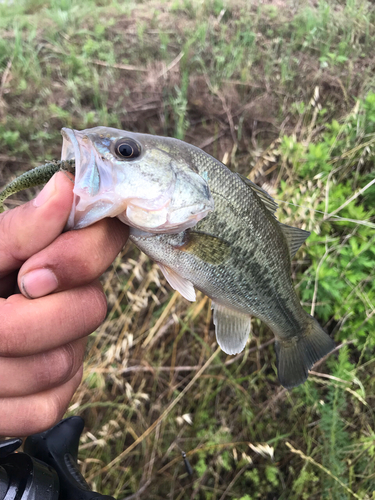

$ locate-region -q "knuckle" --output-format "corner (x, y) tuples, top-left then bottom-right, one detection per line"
(109, 217), (129, 248)
(0, 205), (28, 263)
(36, 344), (77, 388)
(75, 284), (107, 331)
(0, 319), (27, 358)
(0, 296), (32, 356)
(0, 331), (15, 357)
(39, 394), (64, 429)
(91, 286), (108, 324)
(58, 232), (100, 278)
(0, 210), (14, 249)
(0, 393), (63, 436)
(80, 257), (100, 280)
(39, 371), (82, 431)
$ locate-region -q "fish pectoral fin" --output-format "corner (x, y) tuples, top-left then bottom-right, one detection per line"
(157, 263), (196, 302)
(212, 303), (251, 355)
(176, 230), (231, 265)
(278, 222), (310, 258)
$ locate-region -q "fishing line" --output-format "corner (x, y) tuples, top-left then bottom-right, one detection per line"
(274, 176), (375, 228)
(274, 199), (375, 229)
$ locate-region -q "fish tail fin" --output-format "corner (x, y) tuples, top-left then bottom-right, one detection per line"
(275, 316), (335, 389)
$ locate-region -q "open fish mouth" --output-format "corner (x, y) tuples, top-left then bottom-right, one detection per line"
(61, 127), (214, 233)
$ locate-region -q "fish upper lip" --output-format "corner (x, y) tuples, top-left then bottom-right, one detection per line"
(61, 128), (79, 229)
(61, 128), (80, 161)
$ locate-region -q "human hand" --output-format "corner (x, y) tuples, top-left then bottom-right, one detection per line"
(0, 172), (129, 437)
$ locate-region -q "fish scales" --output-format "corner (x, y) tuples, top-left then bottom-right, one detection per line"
(125, 135), (335, 388)
(0, 127), (335, 388)
(132, 142), (305, 339)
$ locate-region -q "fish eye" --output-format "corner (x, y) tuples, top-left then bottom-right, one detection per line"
(114, 138), (141, 160)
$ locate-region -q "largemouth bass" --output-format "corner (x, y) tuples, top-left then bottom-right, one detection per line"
(0, 127), (335, 388)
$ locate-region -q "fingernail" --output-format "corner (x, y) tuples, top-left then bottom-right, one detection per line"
(21, 268), (58, 299)
(33, 175), (57, 207)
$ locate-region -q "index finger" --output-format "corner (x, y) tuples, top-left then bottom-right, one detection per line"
(0, 281), (107, 356)
(0, 172), (74, 277)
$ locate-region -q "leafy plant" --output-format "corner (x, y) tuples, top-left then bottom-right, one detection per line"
(1, 1), (375, 498)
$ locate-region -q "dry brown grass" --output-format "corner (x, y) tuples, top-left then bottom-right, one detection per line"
(1, 0), (375, 498)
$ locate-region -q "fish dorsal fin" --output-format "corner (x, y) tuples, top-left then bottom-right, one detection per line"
(157, 263), (196, 302)
(237, 174), (278, 215)
(212, 302), (251, 355)
(176, 230), (231, 265)
(279, 223), (310, 258)
(238, 174), (310, 258)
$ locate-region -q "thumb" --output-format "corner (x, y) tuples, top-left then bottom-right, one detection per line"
(0, 171), (74, 277)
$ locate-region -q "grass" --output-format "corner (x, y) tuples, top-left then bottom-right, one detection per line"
(1, 0), (375, 498)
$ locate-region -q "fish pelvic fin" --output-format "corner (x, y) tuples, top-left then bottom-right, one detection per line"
(213, 303), (251, 355)
(157, 263), (196, 302)
(275, 316), (335, 389)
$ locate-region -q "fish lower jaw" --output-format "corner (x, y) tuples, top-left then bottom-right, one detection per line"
(118, 203), (212, 234)
(167, 203), (213, 225)
(120, 203), (170, 230)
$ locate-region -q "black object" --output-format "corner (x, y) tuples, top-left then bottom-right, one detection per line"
(0, 417), (115, 500)
(181, 451), (193, 476)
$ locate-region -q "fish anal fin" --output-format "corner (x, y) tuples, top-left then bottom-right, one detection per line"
(213, 303), (251, 355)
(176, 230), (231, 265)
(237, 174), (278, 215)
(157, 263), (196, 302)
(279, 222), (310, 258)
(275, 315), (335, 389)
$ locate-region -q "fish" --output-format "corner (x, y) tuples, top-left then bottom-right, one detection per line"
(0, 126), (335, 388)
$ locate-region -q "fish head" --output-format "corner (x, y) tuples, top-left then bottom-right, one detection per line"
(61, 126), (214, 233)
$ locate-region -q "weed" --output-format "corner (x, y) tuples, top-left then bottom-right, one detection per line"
(0, 0), (375, 498)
